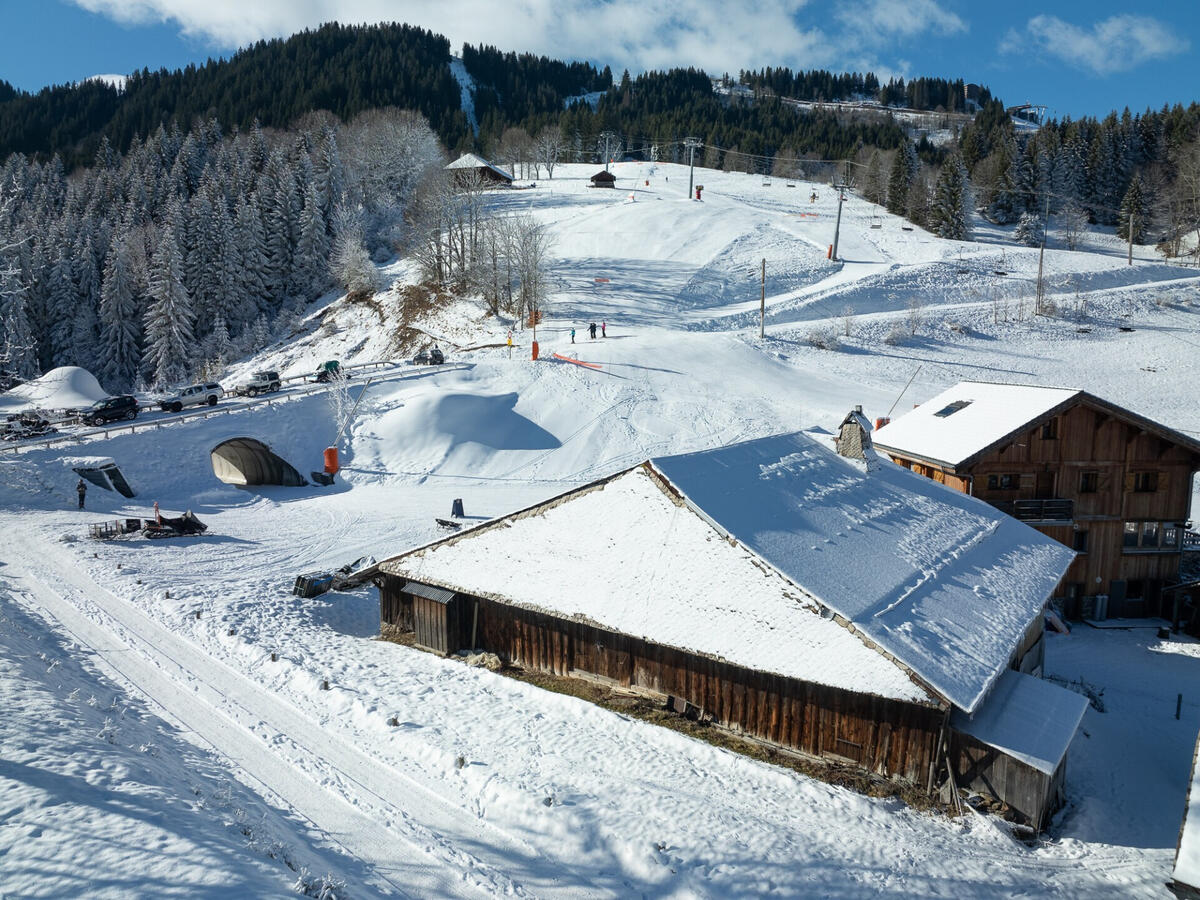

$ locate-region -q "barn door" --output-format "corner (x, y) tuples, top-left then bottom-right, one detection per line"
(1108, 580), (1126, 618)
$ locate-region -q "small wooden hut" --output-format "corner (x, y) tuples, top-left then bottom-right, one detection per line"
(444, 153), (513, 187)
(589, 170), (616, 188)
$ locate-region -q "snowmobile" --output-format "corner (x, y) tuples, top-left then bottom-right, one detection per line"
(142, 510), (209, 539)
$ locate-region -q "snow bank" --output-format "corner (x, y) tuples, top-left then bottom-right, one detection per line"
(1, 366), (108, 412)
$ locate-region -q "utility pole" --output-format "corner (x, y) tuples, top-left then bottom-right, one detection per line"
(599, 131), (618, 173)
(685, 137), (701, 199)
(760, 258), (766, 339)
(1128, 213), (1134, 266)
(1036, 191), (1050, 314)
(832, 183), (847, 260)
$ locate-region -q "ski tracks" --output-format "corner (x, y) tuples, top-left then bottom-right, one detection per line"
(5, 532), (598, 899)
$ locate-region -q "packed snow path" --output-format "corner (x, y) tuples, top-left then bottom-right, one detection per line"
(5, 530), (599, 899)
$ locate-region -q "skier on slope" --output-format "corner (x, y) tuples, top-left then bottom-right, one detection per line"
(76, 478), (87, 509)
(589, 322), (597, 339)
(570, 327), (576, 344)
(601, 322), (607, 338)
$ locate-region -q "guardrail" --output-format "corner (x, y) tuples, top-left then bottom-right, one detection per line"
(1, 361), (468, 454)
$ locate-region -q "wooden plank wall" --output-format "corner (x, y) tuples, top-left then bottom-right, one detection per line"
(949, 730), (1053, 828)
(379, 577), (413, 631)
(470, 594), (945, 784)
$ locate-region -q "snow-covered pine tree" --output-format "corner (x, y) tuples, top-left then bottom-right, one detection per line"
(142, 225), (195, 388)
(234, 194), (272, 325)
(1117, 175), (1147, 243)
(98, 236), (142, 390)
(296, 182), (331, 301)
(886, 141), (917, 216)
(1014, 212), (1044, 247)
(928, 154), (970, 240)
(46, 248), (78, 367)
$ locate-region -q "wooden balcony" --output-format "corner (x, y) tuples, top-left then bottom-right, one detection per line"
(989, 498), (1074, 524)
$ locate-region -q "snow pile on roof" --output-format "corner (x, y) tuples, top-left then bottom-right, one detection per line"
(1, 366), (109, 412)
(873, 381), (1080, 468)
(650, 433), (1075, 713)
(951, 670), (1088, 774)
(387, 465), (933, 705)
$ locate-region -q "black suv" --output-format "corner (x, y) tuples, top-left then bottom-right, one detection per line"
(83, 395), (139, 426)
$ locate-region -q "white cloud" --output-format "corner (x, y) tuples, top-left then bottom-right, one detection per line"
(1003, 14), (1189, 75)
(836, 0), (966, 46)
(69, 0), (837, 77)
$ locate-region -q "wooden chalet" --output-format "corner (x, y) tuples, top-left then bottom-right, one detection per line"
(375, 423), (1088, 828)
(444, 153), (514, 186)
(589, 170), (616, 188)
(874, 382), (1200, 622)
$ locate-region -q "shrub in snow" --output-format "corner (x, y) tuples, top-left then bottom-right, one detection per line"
(884, 323), (908, 346)
(806, 327), (840, 350)
(294, 869), (347, 900)
(331, 236), (381, 300)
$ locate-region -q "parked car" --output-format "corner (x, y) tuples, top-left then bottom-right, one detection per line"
(233, 370), (281, 397)
(413, 346), (445, 365)
(158, 382), (223, 413)
(82, 395), (139, 426)
(314, 361), (341, 383)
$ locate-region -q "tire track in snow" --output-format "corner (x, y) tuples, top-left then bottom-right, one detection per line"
(6, 533), (604, 899)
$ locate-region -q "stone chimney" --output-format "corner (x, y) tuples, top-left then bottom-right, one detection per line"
(835, 405), (873, 461)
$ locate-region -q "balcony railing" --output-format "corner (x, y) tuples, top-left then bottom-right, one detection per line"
(989, 498), (1074, 523)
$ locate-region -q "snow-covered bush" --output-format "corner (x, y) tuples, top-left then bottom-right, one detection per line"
(884, 323), (908, 345)
(331, 236), (381, 300)
(1014, 212), (1044, 247)
(807, 327), (840, 350)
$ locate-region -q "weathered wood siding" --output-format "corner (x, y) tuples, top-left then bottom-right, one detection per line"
(379, 578), (413, 631)
(949, 730), (1058, 829)
(466, 592), (945, 783)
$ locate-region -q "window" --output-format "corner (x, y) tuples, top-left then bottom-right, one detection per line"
(1079, 471), (1099, 493)
(1124, 521), (1139, 548)
(1142, 522), (1159, 547)
(987, 473), (1019, 490)
(1041, 418), (1059, 439)
(1073, 530), (1089, 552)
(934, 400), (972, 418)
(1124, 521), (1181, 551)
(1133, 471), (1159, 493)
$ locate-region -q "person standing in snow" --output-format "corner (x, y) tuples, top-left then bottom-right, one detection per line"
(570, 327), (576, 344)
(76, 478), (87, 509)
(589, 322), (597, 339)
(601, 322), (607, 338)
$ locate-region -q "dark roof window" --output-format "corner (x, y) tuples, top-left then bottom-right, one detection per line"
(934, 400), (973, 418)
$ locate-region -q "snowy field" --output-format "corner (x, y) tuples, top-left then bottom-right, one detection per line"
(2, 162), (1200, 897)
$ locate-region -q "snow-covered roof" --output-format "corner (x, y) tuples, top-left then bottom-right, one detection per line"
(1175, 731), (1200, 890)
(0, 366), (109, 413)
(444, 153), (514, 182)
(950, 670), (1088, 775)
(648, 433), (1075, 714)
(384, 465), (934, 705)
(384, 431), (1075, 713)
(872, 381), (1080, 469)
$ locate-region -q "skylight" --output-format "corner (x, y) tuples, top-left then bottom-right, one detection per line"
(934, 400), (972, 418)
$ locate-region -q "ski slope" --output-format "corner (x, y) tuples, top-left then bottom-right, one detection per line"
(2, 162), (1200, 897)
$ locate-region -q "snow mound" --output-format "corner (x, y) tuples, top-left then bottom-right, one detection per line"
(2, 367), (109, 412)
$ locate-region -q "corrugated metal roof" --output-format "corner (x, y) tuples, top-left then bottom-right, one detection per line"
(404, 580), (455, 604)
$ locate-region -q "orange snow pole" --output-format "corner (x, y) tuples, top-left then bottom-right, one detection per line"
(531, 340), (540, 361)
(827, 244), (833, 259)
(323, 446), (340, 475)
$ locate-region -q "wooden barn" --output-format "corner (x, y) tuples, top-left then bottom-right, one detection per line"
(589, 170), (616, 188)
(444, 153), (514, 186)
(376, 424), (1088, 828)
(874, 382), (1200, 621)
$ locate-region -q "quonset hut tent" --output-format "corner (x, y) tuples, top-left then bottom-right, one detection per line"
(376, 421), (1087, 827)
(210, 438), (306, 487)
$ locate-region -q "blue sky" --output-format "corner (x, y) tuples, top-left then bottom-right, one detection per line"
(1, 1), (1195, 119)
